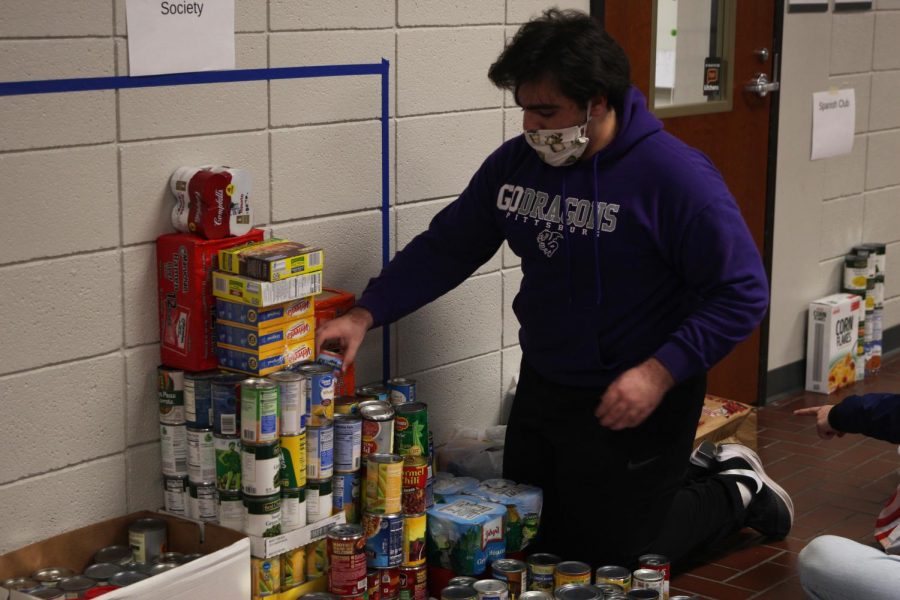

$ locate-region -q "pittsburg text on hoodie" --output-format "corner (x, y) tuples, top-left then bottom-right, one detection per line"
(357, 87), (769, 389)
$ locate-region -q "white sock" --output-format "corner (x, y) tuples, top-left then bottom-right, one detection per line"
(736, 481), (753, 508)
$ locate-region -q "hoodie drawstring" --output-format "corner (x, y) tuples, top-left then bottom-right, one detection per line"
(592, 152), (603, 305)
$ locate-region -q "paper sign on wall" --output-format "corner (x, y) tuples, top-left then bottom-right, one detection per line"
(125, 0), (235, 76)
(811, 88), (855, 160)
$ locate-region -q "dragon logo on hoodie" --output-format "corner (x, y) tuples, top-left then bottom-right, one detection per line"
(536, 230), (564, 257)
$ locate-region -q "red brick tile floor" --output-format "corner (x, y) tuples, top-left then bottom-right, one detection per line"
(670, 355), (900, 599)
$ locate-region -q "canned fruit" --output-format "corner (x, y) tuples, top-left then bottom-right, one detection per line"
(402, 513), (427, 567)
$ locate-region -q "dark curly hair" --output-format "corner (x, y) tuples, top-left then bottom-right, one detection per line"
(488, 9), (632, 115)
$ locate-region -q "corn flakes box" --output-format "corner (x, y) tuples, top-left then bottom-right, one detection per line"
(805, 293), (862, 394)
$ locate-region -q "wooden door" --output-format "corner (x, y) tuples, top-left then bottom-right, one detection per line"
(602, 1), (779, 405)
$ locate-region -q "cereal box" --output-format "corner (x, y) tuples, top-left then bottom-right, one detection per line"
(805, 293), (862, 394)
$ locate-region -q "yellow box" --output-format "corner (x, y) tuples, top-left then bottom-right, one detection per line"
(219, 239), (325, 282)
(213, 270), (322, 307)
(216, 317), (315, 354)
(215, 296), (315, 328)
(217, 339), (315, 376)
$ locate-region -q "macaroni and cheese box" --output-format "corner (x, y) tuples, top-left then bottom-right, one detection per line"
(215, 296), (315, 328)
(212, 270), (322, 307)
(218, 239), (324, 282)
(216, 317), (315, 353)
(217, 339), (315, 376)
(806, 293), (862, 394)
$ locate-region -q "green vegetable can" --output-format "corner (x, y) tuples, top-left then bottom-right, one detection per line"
(242, 441), (282, 496)
(394, 402), (429, 458)
(214, 434), (242, 491)
(244, 493), (282, 538)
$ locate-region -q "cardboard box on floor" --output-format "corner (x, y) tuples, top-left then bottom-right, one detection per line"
(0, 511), (250, 600)
(694, 394), (757, 451)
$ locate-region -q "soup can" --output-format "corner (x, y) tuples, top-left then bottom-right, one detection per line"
(268, 370), (307, 435)
(362, 512), (403, 568)
(217, 490), (245, 531)
(242, 440), (282, 496)
(402, 512), (427, 567)
(211, 373), (244, 436)
(251, 556), (281, 597)
(387, 378), (416, 405)
(94, 545), (133, 566)
(185, 371), (217, 428)
(307, 422), (335, 480)
(163, 474), (188, 515)
(158, 366), (185, 425)
(474, 580), (508, 600)
(553, 584), (599, 600)
(398, 565), (427, 600)
(307, 478), (334, 524)
(526, 554), (560, 593)
(128, 517), (167, 563)
(214, 434), (242, 492)
(241, 378), (280, 444)
(57, 576), (96, 598)
(282, 487), (307, 531)
(281, 431), (308, 488)
(631, 569), (664, 596)
(282, 546), (307, 590)
(594, 566), (631, 591)
(555, 562), (591, 589)
(360, 400), (395, 456)
(327, 524), (368, 596)
(2, 578), (41, 593)
(365, 454), (403, 514)
(492, 559), (526, 600)
(638, 554), (670, 599)
(187, 426), (216, 483)
(244, 494), (282, 537)
(334, 414), (363, 473)
(188, 480), (217, 522)
(443, 586), (478, 600)
(333, 470), (362, 523)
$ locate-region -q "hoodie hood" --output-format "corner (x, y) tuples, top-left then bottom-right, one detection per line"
(589, 85), (663, 166)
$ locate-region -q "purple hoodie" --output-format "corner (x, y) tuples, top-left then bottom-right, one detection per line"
(358, 87), (769, 388)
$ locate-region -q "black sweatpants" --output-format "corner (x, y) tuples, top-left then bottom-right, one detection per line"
(503, 359), (747, 570)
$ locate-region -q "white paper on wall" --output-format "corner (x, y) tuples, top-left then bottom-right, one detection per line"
(811, 88), (855, 161)
(125, 0), (235, 76)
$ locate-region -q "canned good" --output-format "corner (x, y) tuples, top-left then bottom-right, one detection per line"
(473, 579), (508, 600)
(334, 414), (363, 472)
(160, 422), (188, 477)
(402, 512), (427, 567)
(108, 570), (149, 587)
(158, 366), (185, 425)
(492, 559), (526, 600)
(519, 593), (552, 600)
(425, 476), (434, 509)
(244, 493), (282, 537)
(282, 546), (307, 590)
(32, 568), (74, 588)
(84, 586), (119, 599)
(120, 561), (147, 573)
(241, 378), (281, 444)
(335, 395), (360, 415)
(327, 524), (368, 596)
(398, 565), (427, 600)
(394, 402), (428, 458)
(183, 552), (204, 562)
(386, 378), (416, 405)
(356, 383), (391, 402)
(308, 478), (334, 524)
(148, 562), (179, 576)
(2, 577), (40, 593)
(129, 517), (167, 563)
(187, 426), (216, 483)
(594, 566), (631, 591)
(188, 480), (218, 522)
(448, 576), (479, 587)
(591, 583), (625, 597)
(281, 431), (308, 488)
(380, 567), (400, 598)
(211, 373), (244, 436)
(185, 371), (216, 428)
(28, 589), (65, 600)
(443, 585), (478, 600)
(362, 512), (403, 568)
(299, 364), (336, 426)
(401, 456), (428, 514)
(214, 434), (242, 491)
(83, 563), (121, 584)
(631, 569), (664, 596)
(366, 454), (403, 514)
(637, 555), (669, 600)
(58, 576), (96, 597)
(307, 422), (335, 480)
(333, 470), (362, 523)
(626, 591), (660, 600)
(242, 440), (282, 496)
(553, 584), (600, 600)
(360, 400), (395, 455)
(306, 538), (330, 580)
(268, 370), (307, 435)
(526, 554), (560, 593)
(94, 544), (134, 566)
(154, 551), (185, 564)
(282, 487), (307, 531)
(555, 561), (591, 588)
(305, 594), (339, 600)
(217, 489), (245, 531)
(252, 556), (281, 597)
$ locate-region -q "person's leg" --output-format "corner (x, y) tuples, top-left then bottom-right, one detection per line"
(799, 535), (900, 600)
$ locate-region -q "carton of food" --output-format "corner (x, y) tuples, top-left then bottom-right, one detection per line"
(464, 479), (541, 553)
(805, 293), (862, 394)
(212, 270), (322, 307)
(426, 499), (506, 576)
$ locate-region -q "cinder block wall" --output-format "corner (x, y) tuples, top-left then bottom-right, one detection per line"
(769, 1), (900, 374)
(0, 0), (587, 553)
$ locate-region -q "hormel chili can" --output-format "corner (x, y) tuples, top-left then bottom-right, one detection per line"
(638, 554), (670, 599)
(360, 400), (395, 456)
(380, 567), (400, 599)
(401, 456), (427, 514)
(187, 169), (232, 240)
(327, 524), (368, 596)
(398, 565), (427, 600)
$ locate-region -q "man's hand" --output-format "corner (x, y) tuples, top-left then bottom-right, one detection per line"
(793, 405), (843, 440)
(595, 358), (675, 430)
(315, 307), (374, 372)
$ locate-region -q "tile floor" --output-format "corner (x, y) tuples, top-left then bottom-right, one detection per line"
(670, 356), (900, 599)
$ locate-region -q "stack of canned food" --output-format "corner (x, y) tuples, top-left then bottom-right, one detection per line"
(842, 242), (887, 378)
(436, 554), (693, 600)
(0, 518), (203, 599)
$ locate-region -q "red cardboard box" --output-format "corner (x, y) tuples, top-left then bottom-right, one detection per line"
(157, 229), (264, 371)
(315, 288), (357, 394)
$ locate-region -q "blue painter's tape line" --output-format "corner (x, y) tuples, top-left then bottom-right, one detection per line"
(0, 63), (386, 97)
(381, 58), (392, 383)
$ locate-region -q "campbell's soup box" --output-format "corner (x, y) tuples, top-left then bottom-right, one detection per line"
(157, 229), (264, 371)
(805, 293), (861, 394)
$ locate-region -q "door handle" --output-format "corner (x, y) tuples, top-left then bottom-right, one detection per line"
(744, 73), (780, 98)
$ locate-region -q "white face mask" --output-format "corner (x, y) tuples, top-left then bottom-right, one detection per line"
(524, 103), (592, 167)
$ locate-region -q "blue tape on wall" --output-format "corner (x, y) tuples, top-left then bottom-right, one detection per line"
(0, 61), (393, 379)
